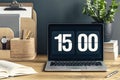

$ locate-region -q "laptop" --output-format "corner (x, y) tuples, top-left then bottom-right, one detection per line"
(45, 24), (107, 71)
(0, 14), (20, 37)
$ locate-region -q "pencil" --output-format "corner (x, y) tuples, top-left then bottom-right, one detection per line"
(105, 70), (119, 78)
(26, 31), (32, 39)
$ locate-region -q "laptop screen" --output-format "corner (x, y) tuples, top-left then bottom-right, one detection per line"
(48, 24), (103, 61)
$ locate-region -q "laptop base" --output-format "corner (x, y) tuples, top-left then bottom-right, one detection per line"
(45, 61), (107, 72)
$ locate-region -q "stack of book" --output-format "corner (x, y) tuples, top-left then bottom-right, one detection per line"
(104, 40), (118, 60)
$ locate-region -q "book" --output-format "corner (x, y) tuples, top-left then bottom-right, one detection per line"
(104, 51), (118, 60)
(104, 40), (118, 48)
(104, 45), (118, 52)
(0, 60), (37, 79)
(104, 45), (118, 60)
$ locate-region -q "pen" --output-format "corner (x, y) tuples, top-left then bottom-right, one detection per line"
(105, 70), (119, 78)
(20, 30), (24, 39)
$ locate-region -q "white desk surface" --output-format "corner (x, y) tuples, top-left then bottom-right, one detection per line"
(0, 6), (32, 18)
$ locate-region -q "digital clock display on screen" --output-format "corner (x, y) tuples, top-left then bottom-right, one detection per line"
(48, 24), (103, 61)
(52, 31), (100, 54)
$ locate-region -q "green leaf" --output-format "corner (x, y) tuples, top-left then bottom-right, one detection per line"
(82, 0), (120, 23)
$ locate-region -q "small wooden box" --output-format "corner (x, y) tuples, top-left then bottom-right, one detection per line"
(0, 50), (10, 59)
(10, 38), (36, 60)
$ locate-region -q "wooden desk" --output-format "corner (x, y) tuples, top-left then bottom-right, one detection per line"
(3, 55), (120, 80)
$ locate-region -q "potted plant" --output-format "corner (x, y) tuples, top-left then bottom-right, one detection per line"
(82, 0), (120, 42)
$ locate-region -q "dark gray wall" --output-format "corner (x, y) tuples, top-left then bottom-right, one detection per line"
(0, 0), (120, 54)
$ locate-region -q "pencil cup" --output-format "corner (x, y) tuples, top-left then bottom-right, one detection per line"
(10, 38), (36, 60)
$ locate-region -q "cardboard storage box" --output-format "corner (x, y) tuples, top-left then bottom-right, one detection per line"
(10, 38), (36, 60)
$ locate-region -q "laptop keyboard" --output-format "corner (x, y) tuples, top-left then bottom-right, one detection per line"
(50, 61), (102, 66)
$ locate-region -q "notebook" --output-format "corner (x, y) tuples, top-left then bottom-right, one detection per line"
(0, 60), (37, 79)
(45, 24), (107, 71)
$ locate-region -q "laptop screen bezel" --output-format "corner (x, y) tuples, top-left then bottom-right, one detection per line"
(48, 24), (104, 61)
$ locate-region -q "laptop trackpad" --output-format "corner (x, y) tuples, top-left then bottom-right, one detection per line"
(68, 66), (87, 70)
